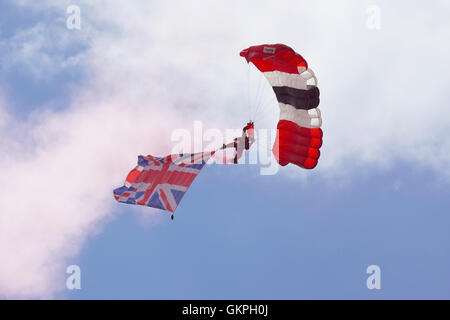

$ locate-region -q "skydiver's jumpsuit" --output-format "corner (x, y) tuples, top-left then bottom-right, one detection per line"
(222, 122), (255, 164)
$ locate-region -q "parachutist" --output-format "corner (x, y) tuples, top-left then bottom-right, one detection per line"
(113, 44), (321, 215)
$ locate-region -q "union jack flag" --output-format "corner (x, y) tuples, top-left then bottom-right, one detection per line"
(113, 152), (214, 212)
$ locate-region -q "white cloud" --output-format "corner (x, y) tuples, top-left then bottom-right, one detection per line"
(0, 93), (186, 297)
(0, 21), (88, 79)
(0, 0), (449, 297)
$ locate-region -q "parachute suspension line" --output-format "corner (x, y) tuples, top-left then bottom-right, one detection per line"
(254, 74), (265, 122)
(247, 61), (276, 126)
(252, 86), (277, 126)
(255, 73), (265, 117)
(247, 63), (252, 122)
(251, 67), (264, 121)
(252, 107), (274, 123)
(248, 62), (272, 124)
(253, 71), (265, 120)
(253, 82), (272, 122)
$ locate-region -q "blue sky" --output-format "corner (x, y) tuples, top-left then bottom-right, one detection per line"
(69, 164), (450, 299)
(0, 1), (449, 299)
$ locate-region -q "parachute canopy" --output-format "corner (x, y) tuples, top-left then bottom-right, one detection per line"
(240, 44), (322, 169)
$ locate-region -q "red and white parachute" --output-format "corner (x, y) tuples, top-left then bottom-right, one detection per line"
(240, 44), (322, 169)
